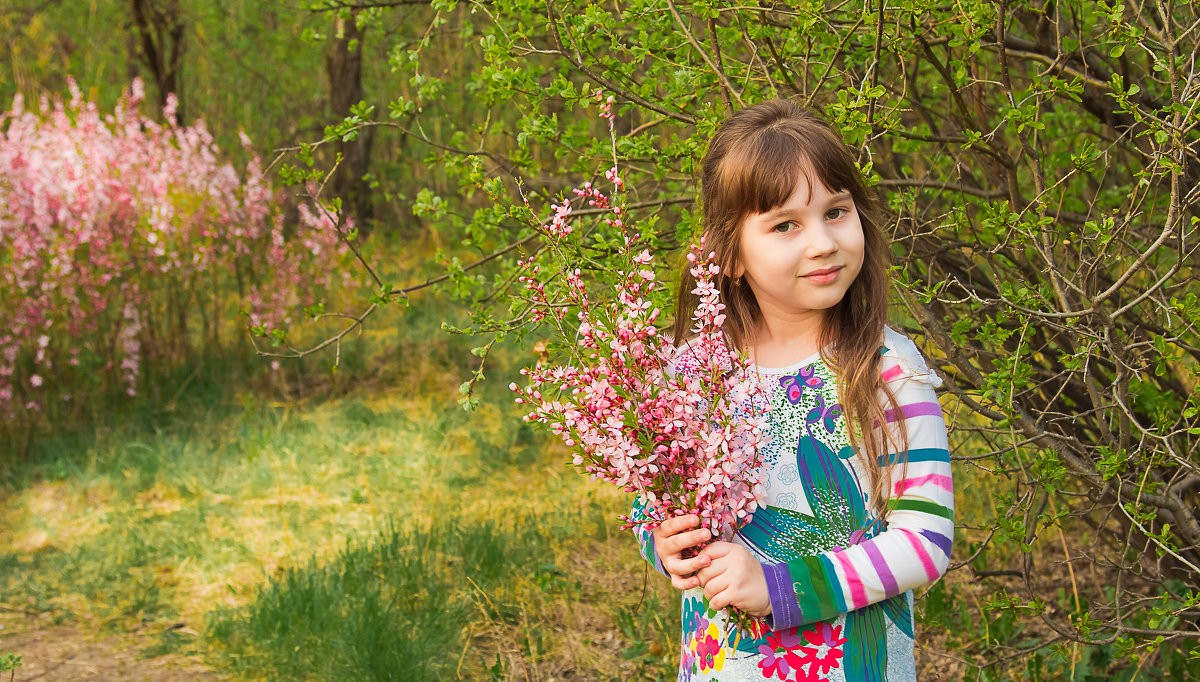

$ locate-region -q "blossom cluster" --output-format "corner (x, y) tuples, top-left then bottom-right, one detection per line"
(595, 90), (615, 129)
(510, 167), (769, 542)
(0, 79), (348, 419)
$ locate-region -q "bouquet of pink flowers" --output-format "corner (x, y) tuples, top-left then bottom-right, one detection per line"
(510, 98), (770, 542)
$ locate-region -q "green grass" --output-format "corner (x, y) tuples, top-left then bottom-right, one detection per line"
(0, 292), (679, 680)
(208, 512), (597, 680)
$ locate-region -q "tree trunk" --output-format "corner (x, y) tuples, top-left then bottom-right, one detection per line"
(128, 0), (186, 121)
(327, 11), (374, 227)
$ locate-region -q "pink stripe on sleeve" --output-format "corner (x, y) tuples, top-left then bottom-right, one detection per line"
(834, 551), (867, 609)
(880, 365), (904, 382)
(894, 473), (954, 497)
(899, 528), (940, 581)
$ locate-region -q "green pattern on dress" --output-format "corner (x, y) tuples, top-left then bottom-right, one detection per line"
(737, 359), (913, 681)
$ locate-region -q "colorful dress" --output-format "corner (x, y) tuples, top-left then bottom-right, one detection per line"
(631, 327), (954, 682)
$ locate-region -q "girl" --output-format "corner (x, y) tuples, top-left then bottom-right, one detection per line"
(631, 99), (953, 681)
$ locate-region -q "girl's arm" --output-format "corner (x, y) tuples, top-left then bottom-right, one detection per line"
(629, 496), (671, 577)
(762, 336), (954, 630)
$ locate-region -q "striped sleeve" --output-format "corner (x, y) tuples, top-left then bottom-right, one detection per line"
(765, 331), (954, 629)
(629, 495), (670, 577)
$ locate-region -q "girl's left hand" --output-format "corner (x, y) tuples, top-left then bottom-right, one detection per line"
(695, 542), (772, 617)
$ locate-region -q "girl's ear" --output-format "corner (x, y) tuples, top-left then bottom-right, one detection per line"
(722, 250), (743, 279)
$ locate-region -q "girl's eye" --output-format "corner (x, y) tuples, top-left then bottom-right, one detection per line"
(771, 221), (796, 234)
(826, 207), (849, 221)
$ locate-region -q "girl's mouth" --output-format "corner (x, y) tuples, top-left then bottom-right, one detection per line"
(801, 266), (842, 283)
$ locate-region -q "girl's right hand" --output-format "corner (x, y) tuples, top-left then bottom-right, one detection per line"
(652, 514), (714, 590)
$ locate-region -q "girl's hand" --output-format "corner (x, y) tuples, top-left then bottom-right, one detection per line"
(696, 542), (772, 617)
(652, 514), (713, 591)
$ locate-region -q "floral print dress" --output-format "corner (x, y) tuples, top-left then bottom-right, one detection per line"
(632, 328), (954, 682)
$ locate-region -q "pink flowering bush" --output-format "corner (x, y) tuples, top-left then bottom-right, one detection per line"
(510, 94), (770, 543)
(0, 79), (348, 425)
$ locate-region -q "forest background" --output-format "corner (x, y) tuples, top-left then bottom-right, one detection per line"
(1, 0), (1198, 680)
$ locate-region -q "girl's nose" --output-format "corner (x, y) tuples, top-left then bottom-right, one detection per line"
(806, 224), (839, 258)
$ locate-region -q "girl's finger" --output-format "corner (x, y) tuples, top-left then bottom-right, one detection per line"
(695, 561), (719, 585)
(658, 514), (699, 537)
(663, 527), (710, 555)
(702, 574), (728, 602)
(706, 583), (731, 611)
(671, 574), (701, 591)
(671, 553), (711, 576)
(681, 527), (712, 548)
(698, 541), (735, 559)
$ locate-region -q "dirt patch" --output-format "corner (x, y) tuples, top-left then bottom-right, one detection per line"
(0, 617), (216, 682)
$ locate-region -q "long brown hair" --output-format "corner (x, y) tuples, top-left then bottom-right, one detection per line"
(672, 98), (908, 518)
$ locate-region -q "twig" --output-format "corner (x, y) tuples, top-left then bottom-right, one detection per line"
(543, 0), (697, 125)
(657, 1), (743, 111)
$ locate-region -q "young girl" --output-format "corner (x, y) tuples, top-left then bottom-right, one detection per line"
(631, 99), (953, 681)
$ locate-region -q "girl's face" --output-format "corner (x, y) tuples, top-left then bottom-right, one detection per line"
(735, 171), (865, 327)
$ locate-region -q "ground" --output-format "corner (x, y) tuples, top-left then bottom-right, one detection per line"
(1, 613), (214, 681)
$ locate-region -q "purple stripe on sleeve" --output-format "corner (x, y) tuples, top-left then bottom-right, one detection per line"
(648, 537), (667, 576)
(883, 401), (943, 423)
(645, 534), (668, 577)
(864, 540), (900, 596)
(763, 563), (804, 631)
(920, 528), (954, 558)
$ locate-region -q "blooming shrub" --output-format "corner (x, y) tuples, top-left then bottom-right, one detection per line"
(0, 79), (347, 423)
(510, 96), (770, 541)
(513, 237), (770, 537)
